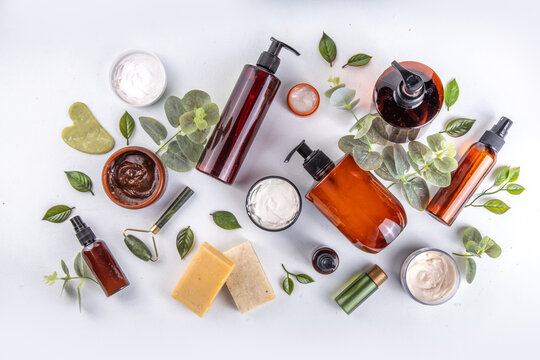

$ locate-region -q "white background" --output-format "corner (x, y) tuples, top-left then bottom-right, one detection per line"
(1, 0), (538, 359)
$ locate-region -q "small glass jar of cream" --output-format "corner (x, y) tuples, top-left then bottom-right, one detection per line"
(110, 50), (167, 106)
(401, 248), (460, 305)
(287, 83), (320, 116)
(246, 176), (302, 231)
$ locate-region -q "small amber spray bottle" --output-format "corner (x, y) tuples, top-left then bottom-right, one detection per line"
(70, 216), (129, 296)
(427, 117), (513, 226)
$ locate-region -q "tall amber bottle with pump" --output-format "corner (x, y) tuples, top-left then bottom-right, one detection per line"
(427, 117), (513, 226)
(70, 216), (129, 296)
(196, 37), (300, 184)
(285, 141), (407, 253)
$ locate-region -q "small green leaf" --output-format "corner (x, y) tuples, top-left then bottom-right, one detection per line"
(466, 258), (476, 284)
(338, 135), (364, 154)
(139, 117), (167, 145)
(408, 141), (433, 166)
(164, 96), (185, 127)
(463, 227), (482, 247)
(160, 140), (195, 172)
(282, 277), (294, 295)
(202, 103), (220, 127)
(465, 240), (478, 253)
(179, 110), (198, 134)
(124, 234), (152, 262)
(187, 127), (211, 144)
(508, 167), (520, 182)
(176, 135), (204, 163)
(494, 166), (510, 186)
(382, 144), (410, 179)
(296, 274), (315, 284)
(350, 113), (373, 139)
(61, 260), (70, 277)
(193, 108), (208, 130)
(424, 163), (451, 187)
(119, 111), (135, 145)
(477, 236), (493, 255)
(374, 162), (397, 181)
(506, 183), (525, 195)
(342, 53), (372, 68)
(73, 253), (84, 277)
(329, 88), (356, 109)
(483, 199), (510, 214)
(426, 133), (447, 153)
(433, 157), (458, 173)
(182, 90), (211, 111)
(42, 205), (74, 223)
(352, 145), (383, 171)
(319, 32), (337, 66)
(444, 79), (459, 111)
(324, 83), (345, 98)
(211, 211), (241, 230)
(485, 242), (502, 258)
(442, 118), (475, 137)
(401, 177), (430, 211)
(65, 171), (94, 195)
(365, 117), (388, 145)
(176, 226), (194, 259)
(43, 272), (58, 286)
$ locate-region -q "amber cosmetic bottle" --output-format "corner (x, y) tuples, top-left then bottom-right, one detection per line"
(285, 140), (407, 253)
(70, 216), (129, 296)
(427, 117), (513, 226)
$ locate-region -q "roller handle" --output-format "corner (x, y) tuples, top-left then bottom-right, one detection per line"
(152, 186), (194, 233)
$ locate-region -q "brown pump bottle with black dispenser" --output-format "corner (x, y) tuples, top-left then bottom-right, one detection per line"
(427, 117), (513, 226)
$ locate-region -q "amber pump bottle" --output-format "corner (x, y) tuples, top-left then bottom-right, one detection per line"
(285, 140), (407, 253)
(196, 37), (300, 184)
(70, 216), (129, 296)
(427, 117), (513, 226)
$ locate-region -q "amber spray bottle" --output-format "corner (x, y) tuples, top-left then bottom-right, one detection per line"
(427, 117), (513, 226)
(70, 216), (129, 296)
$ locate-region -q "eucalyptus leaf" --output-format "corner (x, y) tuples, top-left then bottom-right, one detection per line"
(295, 274), (315, 284)
(350, 113), (373, 139)
(348, 99), (360, 111)
(443, 118), (475, 137)
(382, 144), (409, 179)
(61, 259), (70, 277)
(65, 171), (94, 195)
(124, 234), (152, 262)
(342, 53), (372, 68)
(463, 227), (482, 247)
(401, 177), (429, 211)
(408, 141), (432, 166)
(202, 103), (220, 126)
(485, 243), (502, 258)
(73, 253), (84, 277)
(282, 277), (294, 295)
(424, 163), (451, 187)
(494, 166), (510, 186)
(338, 135), (364, 154)
(365, 118), (388, 145)
(179, 111), (198, 134)
(318, 32), (337, 66)
(193, 108), (208, 130)
(139, 117), (167, 145)
(352, 145), (383, 171)
(465, 240), (478, 253)
(374, 162), (397, 181)
(506, 183), (525, 195)
(119, 111), (135, 145)
(330, 88), (356, 109)
(160, 140), (195, 172)
(176, 135), (204, 163)
(324, 83), (345, 98)
(187, 127), (211, 144)
(42, 205), (74, 223)
(182, 90), (211, 111)
(164, 96), (185, 127)
(426, 133), (447, 153)
(407, 153), (423, 175)
(444, 79), (459, 111)
(483, 199), (510, 214)
(466, 258), (476, 283)
(211, 211), (241, 230)
(176, 226), (194, 259)
(508, 167), (520, 182)
(433, 157), (458, 173)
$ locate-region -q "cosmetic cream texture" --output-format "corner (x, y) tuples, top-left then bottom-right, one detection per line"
(290, 86), (318, 113)
(405, 251), (456, 303)
(112, 52), (166, 105)
(247, 178), (300, 230)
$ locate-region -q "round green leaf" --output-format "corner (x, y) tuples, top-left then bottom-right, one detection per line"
(338, 135), (363, 154)
(282, 277), (294, 295)
(330, 87), (356, 109)
(160, 140), (195, 172)
(164, 96), (185, 128)
(408, 141), (432, 166)
(182, 90), (211, 111)
(324, 83), (345, 98)
(444, 79), (459, 111)
(407, 153), (422, 175)
(374, 162), (397, 181)
(466, 258), (476, 284)
(119, 111), (135, 145)
(426, 133), (447, 153)
(42, 205), (74, 223)
(494, 166), (510, 186)
(485, 243), (502, 258)
(506, 183), (525, 195)
(483, 199), (510, 214)
(295, 274), (315, 284)
(187, 127), (211, 144)
(124, 235), (152, 262)
(465, 240), (478, 253)
(179, 111), (198, 134)
(424, 163), (451, 187)
(65, 171), (94, 195)
(319, 32), (337, 66)
(382, 144), (409, 179)
(202, 103), (220, 126)
(176, 135), (204, 163)
(342, 53), (372, 68)
(193, 108), (208, 130)
(176, 226), (194, 259)
(463, 227), (482, 247)
(211, 211), (241, 230)
(350, 113), (373, 139)
(139, 117), (167, 145)
(352, 145), (383, 171)
(433, 157), (458, 173)
(508, 167), (520, 182)
(443, 118), (475, 137)
(401, 177), (429, 211)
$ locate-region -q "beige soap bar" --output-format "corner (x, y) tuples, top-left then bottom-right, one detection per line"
(224, 241), (275, 313)
(171, 242), (235, 317)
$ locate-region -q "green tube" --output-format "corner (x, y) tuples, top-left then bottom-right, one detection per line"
(333, 273), (378, 314)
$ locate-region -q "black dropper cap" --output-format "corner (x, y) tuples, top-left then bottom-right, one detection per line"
(256, 37), (300, 74)
(391, 61), (425, 108)
(70, 216), (96, 247)
(285, 140), (335, 181)
(479, 117), (513, 153)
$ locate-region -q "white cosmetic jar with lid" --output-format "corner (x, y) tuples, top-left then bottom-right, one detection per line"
(110, 50), (167, 107)
(401, 248), (460, 305)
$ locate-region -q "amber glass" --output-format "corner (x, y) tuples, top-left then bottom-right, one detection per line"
(306, 154), (407, 253)
(82, 240), (129, 297)
(427, 143), (496, 226)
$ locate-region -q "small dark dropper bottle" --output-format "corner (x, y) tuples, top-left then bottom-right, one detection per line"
(70, 216), (129, 296)
(312, 246), (339, 274)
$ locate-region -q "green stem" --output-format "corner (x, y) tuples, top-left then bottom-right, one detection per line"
(387, 182), (397, 189)
(60, 276), (99, 285)
(281, 264), (298, 277)
(465, 184), (501, 207)
(155, 129), (182, 155)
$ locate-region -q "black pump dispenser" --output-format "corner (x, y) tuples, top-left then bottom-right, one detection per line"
(70, 216), (96, 246)
(391, 60), (426, 108)
(256, 37), (300, 74)
(285, 140), (335, 181)
(479, 117), (513, 153)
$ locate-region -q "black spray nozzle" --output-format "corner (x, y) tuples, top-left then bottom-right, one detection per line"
(285, 140), (334, 181)
(479, 117), (513, 153)
(70, 216), (96, 246)
(391, 60), (425, 108)
(257, 37), (300, 74)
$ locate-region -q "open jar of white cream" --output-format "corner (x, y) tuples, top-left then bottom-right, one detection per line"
(401, 248), (460, 305)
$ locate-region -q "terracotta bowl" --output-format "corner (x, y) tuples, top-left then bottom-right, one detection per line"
(102, 146), (167, 209)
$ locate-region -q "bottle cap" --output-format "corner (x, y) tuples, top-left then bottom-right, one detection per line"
(256, 37), (300, 74)
(367, 264), (388, 286)
(70, 216), (96, 246)
(479, 117), (513, 153)
(284, 140), (335, 181)
(391, 60), (425, 108)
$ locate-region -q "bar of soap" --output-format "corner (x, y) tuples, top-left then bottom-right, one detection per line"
(224, 241), (275, 313)
(171, 242), (235, 317)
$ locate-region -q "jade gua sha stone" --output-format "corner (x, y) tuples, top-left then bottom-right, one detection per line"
(62, 102), (115, 154)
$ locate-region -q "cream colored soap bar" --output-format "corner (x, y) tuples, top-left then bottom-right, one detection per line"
(224, 241), (275, 313)
(171, 242), (235, 317)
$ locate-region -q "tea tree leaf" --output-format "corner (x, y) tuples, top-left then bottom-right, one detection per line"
(164, 96), (185, 128)
(119, 111), (135, 145)
(176, 226), (194, 259)
(444, 79), (459, 111)
(139, 117), (167, 145)
(124, 234), (152, 261)
(382, 144), (409, 179)
(282, 277), (294, 295)
(352, 145), (383, 171)
(65, 171), (94, 195)
(176, 135), (204, 163)
(426, 133), (447, 153)
(211, 211), (241, 230)
(408, 141), (433, 167)
(350, 113), (374, 139)
(296, 274), (315, 284)
(42, 205), (74, 223)
(319, 32), (337, 66)
(506, 184), (525, 195)
(401, 177), (429, 211)
(485, 243), (502, 258)
(330, 88), (356, 109)
(73, 253), (84, 277)
(160, 140), (195, 172)
(494, 166), (510, 186)
(466, 258), (476, 283)
(508, 167), (520, 182)
(463, 227), (482, 246)
(433, 157), (458, 173)
(61, 260), (70, 277)
(483, 199), (510, 214)
(182, 90), (211, 111)
(342, 53), (372, 68)
(338, 135), (364, 153)
(442, 118), (475, 137)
